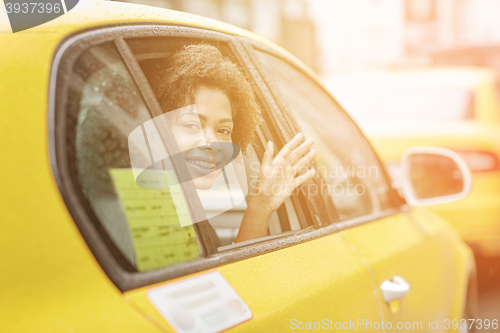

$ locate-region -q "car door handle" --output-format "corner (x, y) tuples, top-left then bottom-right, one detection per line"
(380, 276), (411, 303)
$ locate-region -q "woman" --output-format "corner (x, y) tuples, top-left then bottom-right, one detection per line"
(146, 43), (316, 243)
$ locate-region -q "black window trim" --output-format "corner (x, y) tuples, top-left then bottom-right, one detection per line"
(231, 38), (323, 230)
(49, 23), (406, 292)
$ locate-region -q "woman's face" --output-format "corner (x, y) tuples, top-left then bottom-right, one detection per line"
(169, 86), (234, 190)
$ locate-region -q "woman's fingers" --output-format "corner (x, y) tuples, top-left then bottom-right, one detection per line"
(294, 169), (316, 189)
(292, 149), (316, 175)
(261, 141), (274, 167)
(275, 132), (304, 160)
(287, 137), (314, 165)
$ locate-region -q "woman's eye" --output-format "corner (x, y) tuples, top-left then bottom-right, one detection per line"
(182, 122), (201, 130)
(218, 128), (232, 135)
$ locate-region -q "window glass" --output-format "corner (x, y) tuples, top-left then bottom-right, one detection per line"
(69, 43), (201, 272)
(254, 50), (394, 220)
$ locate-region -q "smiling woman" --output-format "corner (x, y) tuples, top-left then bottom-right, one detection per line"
(144, 43), (317, 243)
(145, 43), (260, 155)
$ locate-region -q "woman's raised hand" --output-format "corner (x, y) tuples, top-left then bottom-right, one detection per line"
(251, 132), (316, 214)
(235, 133), (316, 243)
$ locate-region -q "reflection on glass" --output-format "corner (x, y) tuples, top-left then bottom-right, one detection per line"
(73, 43), (201, 272)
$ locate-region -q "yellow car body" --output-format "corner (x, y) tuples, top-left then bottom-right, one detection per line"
(0, 1), (475, 332)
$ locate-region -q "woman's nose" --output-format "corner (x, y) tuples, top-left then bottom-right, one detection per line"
(208, 141), (223, 153)
(203, 130), (223, 153)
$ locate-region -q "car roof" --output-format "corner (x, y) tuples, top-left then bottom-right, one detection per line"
(1, 0), (262, 41)
(0, 0), (316, 79)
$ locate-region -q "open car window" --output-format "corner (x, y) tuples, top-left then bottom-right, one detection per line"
(130, 38), (307, 249)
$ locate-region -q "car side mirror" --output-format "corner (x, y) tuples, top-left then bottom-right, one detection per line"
(401, 147), (472, 207)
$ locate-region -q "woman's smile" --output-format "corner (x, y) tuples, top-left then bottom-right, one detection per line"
(185, 151), (222, 175)
(187, 159), (213, 170)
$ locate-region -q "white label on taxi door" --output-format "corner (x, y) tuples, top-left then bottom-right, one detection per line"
(148, 271), (252, 333)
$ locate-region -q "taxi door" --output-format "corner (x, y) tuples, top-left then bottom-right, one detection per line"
(243, 40), (473, 332)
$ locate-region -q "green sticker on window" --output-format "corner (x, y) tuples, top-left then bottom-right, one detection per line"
(110, 169), (199, 272)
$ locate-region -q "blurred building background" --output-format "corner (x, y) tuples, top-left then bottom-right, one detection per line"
(309, 0), (500, 78)
(112, 0), (319, 73)
(112, 0), (500, 79)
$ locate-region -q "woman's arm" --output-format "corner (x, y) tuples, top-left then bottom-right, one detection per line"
(234, 133), (316, 243)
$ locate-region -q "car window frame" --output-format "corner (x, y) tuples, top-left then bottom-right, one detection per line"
(231, 38), (331, 230)
(49, 23), (404, 293)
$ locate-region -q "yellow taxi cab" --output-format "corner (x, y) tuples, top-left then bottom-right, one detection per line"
(0, 1), (480, 332)
(327, 68), (500, 286)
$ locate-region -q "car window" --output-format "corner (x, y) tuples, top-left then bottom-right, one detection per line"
(253, 50), (395, 220)
(131, 39), (305, 248)
(54, 26), (400, 292)
(68, 42), (202, 272)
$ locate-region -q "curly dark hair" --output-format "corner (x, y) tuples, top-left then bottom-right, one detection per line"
(144, 43), (261, 154)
